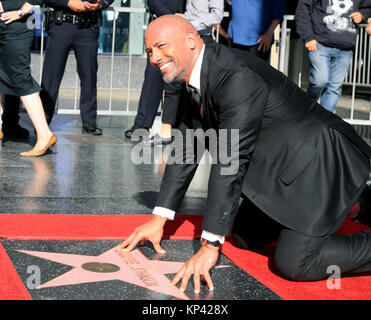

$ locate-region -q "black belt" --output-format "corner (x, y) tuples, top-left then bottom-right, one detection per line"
(198, 27), (213, 36)
(54, 11), (99, 27)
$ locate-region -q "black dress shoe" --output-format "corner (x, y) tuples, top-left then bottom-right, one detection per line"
(141, 133), (173, 146)
(82, 123), (103, 135)
(124, 125), (149, 139)
(2, 123), (30, 139)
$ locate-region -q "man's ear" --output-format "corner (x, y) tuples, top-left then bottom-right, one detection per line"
(185, 31), (198, 50)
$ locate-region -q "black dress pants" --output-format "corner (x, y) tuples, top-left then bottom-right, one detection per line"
(232, 42), (270, 62)
(2, 95), (21, 126)
(134, 57), (165, 129)
(40, 22), (99, 125)
(232, 187), (371, 282)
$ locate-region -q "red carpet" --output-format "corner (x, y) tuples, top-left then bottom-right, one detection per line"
(0, 244), (31, 300)
(0, 214), (203, 240)
(0, 208), (370, 300)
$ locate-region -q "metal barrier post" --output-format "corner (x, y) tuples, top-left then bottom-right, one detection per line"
(108, 8), (117, 112)
(39, 6), (45, 83)
(279, 15), (294, 73)
(351, 32), (359, 120)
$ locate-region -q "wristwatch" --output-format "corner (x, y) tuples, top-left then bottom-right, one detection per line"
(200, 237), (223, 248)
(18, 8), (23, 17)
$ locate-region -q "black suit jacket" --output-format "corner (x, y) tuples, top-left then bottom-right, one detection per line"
(156, 43), (371, 237)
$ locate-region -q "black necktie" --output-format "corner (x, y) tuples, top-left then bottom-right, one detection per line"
(187, 84), (204, 118)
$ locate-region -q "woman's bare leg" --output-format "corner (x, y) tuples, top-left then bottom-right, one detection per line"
(158, 123), (172, 139)
(20, 92), (56, 156)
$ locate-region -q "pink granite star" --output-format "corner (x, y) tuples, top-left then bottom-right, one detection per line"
(16, 246), (230, 300)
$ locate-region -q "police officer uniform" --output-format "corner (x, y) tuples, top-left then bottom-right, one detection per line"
(40, 0), (114, 135)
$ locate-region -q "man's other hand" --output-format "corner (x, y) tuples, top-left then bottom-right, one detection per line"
(366, 21), (371, 35)
(349, 12), (364, 24)
(84, 0), (101, 12)
(305, 39), (318, 52)
(67, 0), (86, 12)
(258, 32), (273, 52)
(169, 245), (219, 294)
(117, 215), (167, 254)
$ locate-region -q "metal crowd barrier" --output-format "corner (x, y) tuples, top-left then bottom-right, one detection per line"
(33, 9), (371, 125)
(37, 6), (149, 116)
(279, 15), (371, 125)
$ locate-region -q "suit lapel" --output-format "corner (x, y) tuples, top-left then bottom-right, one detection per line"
(200, 45), (212, 127)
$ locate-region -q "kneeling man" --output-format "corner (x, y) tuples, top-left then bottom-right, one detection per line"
(119, 15), (371, 293)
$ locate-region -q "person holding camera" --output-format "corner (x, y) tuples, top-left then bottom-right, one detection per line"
(38, 0), (114, 135)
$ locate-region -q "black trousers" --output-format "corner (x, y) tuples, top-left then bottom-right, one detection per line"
(232, 42), (271, 62)
(40, 22), (99, 125)
(2, 95), (21, 126)
(232, 187), (371, 281)
(134, 57), (165, 129)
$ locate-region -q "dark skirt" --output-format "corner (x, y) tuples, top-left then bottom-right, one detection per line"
(0, 20), (41, 96)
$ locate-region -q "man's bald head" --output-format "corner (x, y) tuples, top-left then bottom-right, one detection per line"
(144, 15), (204, 83)
(146, 15), (197, 38)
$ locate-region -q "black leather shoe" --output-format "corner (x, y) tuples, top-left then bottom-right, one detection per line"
(354, 177), (371, 227)
(2, 123), (30, 139)
(124, 125), (149, 139)
(141, 133), (173, 146)
(82, 123), (103, 135)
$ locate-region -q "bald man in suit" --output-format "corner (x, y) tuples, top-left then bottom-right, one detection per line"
(119, 15), (371, 294)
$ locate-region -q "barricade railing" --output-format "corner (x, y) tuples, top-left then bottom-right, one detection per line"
(37, 6), (149, 116)
(32, 10), (371, 125)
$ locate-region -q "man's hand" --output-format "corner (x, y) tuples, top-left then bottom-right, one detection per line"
(0, 2), (34, 24)
(84, 0), (101, 12)
(170, 245), (219, 293)
(349, 12), (364, 24)
(67, 0), (86, 12)
(257, 32), (273, 53)
(0, 10), (23, 23)
(117, 215), (167, 254)
(305, 39), (318, 52)
(366, 21), (371, 35)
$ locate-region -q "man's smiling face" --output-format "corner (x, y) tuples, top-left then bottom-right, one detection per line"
(144, 16), (198, 84)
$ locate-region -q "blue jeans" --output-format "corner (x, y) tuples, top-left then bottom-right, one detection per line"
(307, 43), (353, 112)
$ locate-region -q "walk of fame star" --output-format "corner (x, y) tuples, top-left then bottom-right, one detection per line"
(16, 246), (230, 300)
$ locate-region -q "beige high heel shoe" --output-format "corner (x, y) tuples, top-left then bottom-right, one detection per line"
(20, 134), (57, 157)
